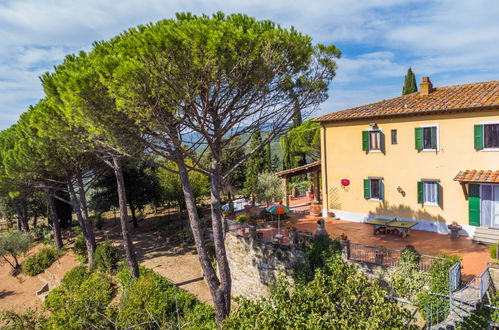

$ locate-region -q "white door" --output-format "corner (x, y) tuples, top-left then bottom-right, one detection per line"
(481, 185), (493, 227)
(494, 186), (499, 228)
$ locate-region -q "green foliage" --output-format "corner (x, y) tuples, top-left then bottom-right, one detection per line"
(295, 235), (340, 283)
(255, 172), (284, 205)
(402, 67), (418, 95)
(489, 243), (498, 259)
(22, 246), (59, 276)
(30, 225), (53, 245)
(417, 254), (462, 323)
(234, 214), (248, 224)
(225, 254), (416, 329)
(283, 120), (320, 163)
(0, 309), (47, 329)
(0, 230), (32, 270)
(72, 226), (87, 259)
(258, 209), (272, 221)
(113, 266), (216, 329)
(389, 245), (427, 300)
(92, 240), (120, 273)
(44, 266), (113, 329)
(244, 128), (266, 195)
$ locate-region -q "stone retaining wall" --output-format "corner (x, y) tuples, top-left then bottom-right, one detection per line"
(225, 233), (304, 300)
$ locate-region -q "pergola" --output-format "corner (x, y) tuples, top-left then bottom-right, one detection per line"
(275, 160), (321, 207)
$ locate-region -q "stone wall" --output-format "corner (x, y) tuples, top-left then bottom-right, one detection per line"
(225, 233), (304, 300)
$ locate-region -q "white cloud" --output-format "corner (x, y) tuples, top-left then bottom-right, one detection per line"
(0, 0), (498, 129)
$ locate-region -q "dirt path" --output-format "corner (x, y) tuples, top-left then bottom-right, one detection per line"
(100, 215), (212, 305)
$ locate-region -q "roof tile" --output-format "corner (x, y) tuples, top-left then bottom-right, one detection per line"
(454, 170), (499, 183)
(315, 81), (499, 122)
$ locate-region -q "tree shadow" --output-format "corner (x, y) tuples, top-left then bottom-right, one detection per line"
(0, 290), (16, 299)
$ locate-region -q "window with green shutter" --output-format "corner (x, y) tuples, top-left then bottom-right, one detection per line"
(417, 181), (423, 204)
(415, 127), (423, 150)
(362, 131), (369, 151)
(419, 180), (440, 206)
(474, 124), (483, 149)
(363, 179), (370, 199)
(468, 184), (480, 226)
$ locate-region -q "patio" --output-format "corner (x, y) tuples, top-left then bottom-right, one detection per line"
(243, 197), (490, 279)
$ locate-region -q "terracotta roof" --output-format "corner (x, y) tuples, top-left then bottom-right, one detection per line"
(276, 161), (321, 178)
(454, 170), (499, 183)
(315, 81), (499, 122)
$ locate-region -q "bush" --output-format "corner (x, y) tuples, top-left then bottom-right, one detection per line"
(92, 240), (120, 273)
(490, 243), (498, 259)
(225, 255), (416, 329)
(30, 225), (53, 245)
(0, 309), (47, 329)
(72, 226), (87, 258)
(0, 231), (32, 271)
(389, 246), (427, 300)
(114, 266), (216, 329)
(255, 172), (284, 205)
(234, 214), (248, 223)
(22, 247), (59, 276)
(258, 209), (271, 221)
(294, 235), (340, 283)
(45, 266), (113, 329)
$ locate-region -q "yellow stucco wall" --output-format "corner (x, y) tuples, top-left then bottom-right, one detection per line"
(320, 109), (499, 231)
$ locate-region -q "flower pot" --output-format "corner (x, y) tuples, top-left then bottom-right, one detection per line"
(309, 201), (321, 217)
(327, 211), (335, 218)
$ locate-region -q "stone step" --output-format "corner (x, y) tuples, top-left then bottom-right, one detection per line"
(473, 230), (499, 238)
(472, 235), (499, 245)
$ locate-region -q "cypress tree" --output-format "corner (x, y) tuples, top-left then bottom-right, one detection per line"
(402, 67), (418, 95)
(244, 128), (266, 195)
(264, 143), (272, 172)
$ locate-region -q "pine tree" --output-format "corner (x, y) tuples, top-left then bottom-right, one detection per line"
(244, 128), (266, 195)
(402, 67), (418, 95)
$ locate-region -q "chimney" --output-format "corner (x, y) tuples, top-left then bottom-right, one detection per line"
(420, 76), (433, 96)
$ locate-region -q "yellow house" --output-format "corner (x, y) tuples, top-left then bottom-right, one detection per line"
(315, 77), (499, 242)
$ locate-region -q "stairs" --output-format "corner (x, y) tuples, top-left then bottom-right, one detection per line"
(430, 286), (481, 329)
(473, 227), (499, 245)
(36, 270), (61, 301)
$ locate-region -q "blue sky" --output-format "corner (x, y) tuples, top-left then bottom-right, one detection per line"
(0, 0), (498, 130)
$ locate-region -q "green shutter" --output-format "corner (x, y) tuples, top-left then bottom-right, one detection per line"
(380, 131), (385, 153)
(417, 181), (423, 204)
(364, 179), (370, 199)
(437, 182), (442, 206)
(415, 127), (423, 150)
(474, 125), (483, 149)
(431, 126), (437, 149)
(468, 184), (480, 226)
(362, 131), (369, 151)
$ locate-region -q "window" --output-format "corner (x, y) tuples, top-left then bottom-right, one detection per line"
(474, 123), (499, 150)
(364, 178), (383, 201)
(415, 125), (438, 151)
(417, 180), (440, 206)
(369, 131), (381, 151)
(391, 129), (397, 144)
(362, 129), (384, 152)
(484, 124), (499, 148)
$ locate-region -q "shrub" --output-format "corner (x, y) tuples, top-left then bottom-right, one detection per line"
(44, 266), (113, 329)
(255, 172), (284, 205)
(0, 231), (32, 271)
(389, 246), (427, 300)
(30, 225), (53, 245)
(234, 214), (248, 223)
(22, 247), (59, 276)
(490, 243), (498, 259)
(92, 240), (120, 273)
(417, 254), (462, 323)
(72, 226), (87, 258)
(225, 255), (416, 329)
(0, 309), (47, 329)
(294, 235), (340, 283)
(258, 209), (271, 221)
(114, 266), (216, 329)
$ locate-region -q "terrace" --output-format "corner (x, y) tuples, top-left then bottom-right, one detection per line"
(234, 197), (490, 279)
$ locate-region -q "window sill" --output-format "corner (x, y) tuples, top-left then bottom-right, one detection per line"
(368, 150), (382, 153)
(481, 148), (499, 152)
(423, 202), (439, 207)
(421, 149), (439, 152)
(368, 198), (383, 202)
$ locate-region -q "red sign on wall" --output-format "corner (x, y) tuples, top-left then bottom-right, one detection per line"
(341, 179), (350, 186)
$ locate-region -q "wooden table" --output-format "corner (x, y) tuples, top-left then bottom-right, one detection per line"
(366, 218), (417, 238)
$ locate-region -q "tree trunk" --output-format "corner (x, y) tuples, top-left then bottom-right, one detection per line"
(112, 156), (140, 278)
(209, 152), (232, 321)
(68, 181), (95, 265)
(33, 212), (38, 228)
(47, 193), (63, 250)
(15, 197), (29, 232)
(174, 153), (228, 324)
(130, 204), (138, 228)
(76, 172), (95, 244)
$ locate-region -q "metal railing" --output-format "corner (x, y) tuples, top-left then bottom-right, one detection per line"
(349, 242), (443, 272)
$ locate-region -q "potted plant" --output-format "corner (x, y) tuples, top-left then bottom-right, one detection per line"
(448, 221), (462, 239)
(327, 211), (335, 218)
